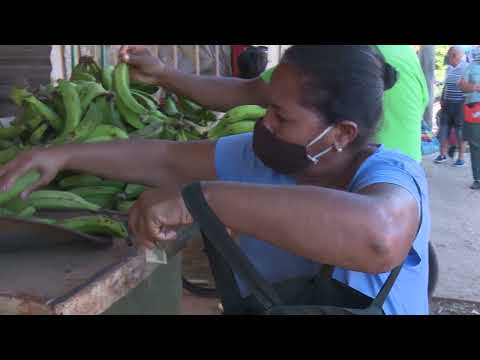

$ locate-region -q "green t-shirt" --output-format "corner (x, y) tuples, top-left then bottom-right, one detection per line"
(260, 46), (429, 162)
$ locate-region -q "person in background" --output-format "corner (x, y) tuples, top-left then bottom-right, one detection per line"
(237, 46), (269, 79)
(459, 45), (480, 189)
(465, 45), (474, 63)
(231, 45), (249, 77)
(435, 46), (468, 166)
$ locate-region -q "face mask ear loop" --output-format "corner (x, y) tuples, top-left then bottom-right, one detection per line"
(306, 125), (334, 148)
(306, 125), (334, 165)
(307, 146), (333, 165)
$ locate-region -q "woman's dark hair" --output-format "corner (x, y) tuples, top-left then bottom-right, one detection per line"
(281, 45), (398, 146)
(238, 46), (269, 79)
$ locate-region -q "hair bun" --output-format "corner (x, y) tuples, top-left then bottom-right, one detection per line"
(383, 63), (398, 90)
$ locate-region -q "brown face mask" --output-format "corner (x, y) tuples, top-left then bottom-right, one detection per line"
(252, 119), (334, 175)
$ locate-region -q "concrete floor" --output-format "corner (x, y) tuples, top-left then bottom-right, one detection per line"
(423, 154), (480, 302)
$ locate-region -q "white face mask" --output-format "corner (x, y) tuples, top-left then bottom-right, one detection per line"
(305, 125), (335, 165)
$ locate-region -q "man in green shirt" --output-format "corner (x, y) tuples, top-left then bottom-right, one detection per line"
(260, 46), (430, 161)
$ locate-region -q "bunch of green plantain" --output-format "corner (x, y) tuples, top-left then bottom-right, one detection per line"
(0, 57), (264, 239)
(5, 58), (175, 148)
(207, 105), (266, 139)
(5, 56), (263, 148)
(0, 171), (128, 238)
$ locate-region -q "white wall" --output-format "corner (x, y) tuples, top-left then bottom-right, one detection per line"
(50, 45), (292, 82)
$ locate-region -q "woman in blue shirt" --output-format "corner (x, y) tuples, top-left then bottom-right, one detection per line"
(0, 45), (431, 315)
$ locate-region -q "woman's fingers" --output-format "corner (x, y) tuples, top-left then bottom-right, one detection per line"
(127, 195), (190, 251)
(128, 204), (159, 248)
(0, 163), (31, 193)
(119, 45), (139, 62)
(119, 45), (149, 65)
(158, 225), (178, 242)
(141, 213), (162, 246)
(20, 172), (55, 199)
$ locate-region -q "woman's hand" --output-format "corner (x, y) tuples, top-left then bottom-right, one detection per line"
(128, 186), (194, 249)
(118, 45), (167, 85)
(0, 148), (66, 198)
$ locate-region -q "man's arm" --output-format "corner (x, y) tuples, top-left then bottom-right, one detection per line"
(458, 66), (480, 93)
(201, 181), (419, 274)
(458, 79), (480, 93)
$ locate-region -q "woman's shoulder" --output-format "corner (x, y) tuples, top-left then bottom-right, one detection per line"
(360, 144), (422, 168)
(349, 145), (428, 195)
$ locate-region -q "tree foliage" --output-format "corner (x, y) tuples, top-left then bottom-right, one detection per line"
(435, 45), (450, 81)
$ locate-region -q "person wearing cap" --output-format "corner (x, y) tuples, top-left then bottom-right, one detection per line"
(435, 46), (469, 167)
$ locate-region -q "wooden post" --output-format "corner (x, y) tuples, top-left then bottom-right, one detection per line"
(60, 45), (67, 80)
(172, 45), (178, 70)
(156, 45), (160, 59)
(195, 45), (200, 75)
(215, 45), (220, 76)
(100, 45), (107, 68)
(70, 45), (76, 70)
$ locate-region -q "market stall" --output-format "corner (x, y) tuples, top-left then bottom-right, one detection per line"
(0, 214), (188, 315)
(0, 45), (266, 314)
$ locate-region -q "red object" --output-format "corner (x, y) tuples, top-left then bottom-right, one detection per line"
(449, 130), (457, 145)
(464, 103), (480, 124)
(231, 45), (249, 77)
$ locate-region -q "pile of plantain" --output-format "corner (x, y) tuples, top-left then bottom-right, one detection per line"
(0, 57), (266, 240)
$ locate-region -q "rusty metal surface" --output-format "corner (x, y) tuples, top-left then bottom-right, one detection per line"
(0, 211), (191, 315)
(0, 295), (53, 315)
(51, 249), (146, 315)
(0, 237), (135, 314)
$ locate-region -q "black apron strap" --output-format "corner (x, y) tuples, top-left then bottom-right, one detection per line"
(321, 264), (335, 280)
(312, 173), (424, 310)
(181, 182), (284, 313)
(369, 264), (403, 308)
(200, 231), (249, 314)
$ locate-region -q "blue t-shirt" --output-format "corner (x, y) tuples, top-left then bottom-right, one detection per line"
(215, 133), (431, 315)
(462, 61), (480, 104)
(444, 61), (468, 102)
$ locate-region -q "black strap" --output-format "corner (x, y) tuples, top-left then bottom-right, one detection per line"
(182, 171), (424, 312)
(370, 265), (403, 308)
(200, 230), (251, 313)
(181, 182), (284, 312)
(321, 264), (335, 279)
